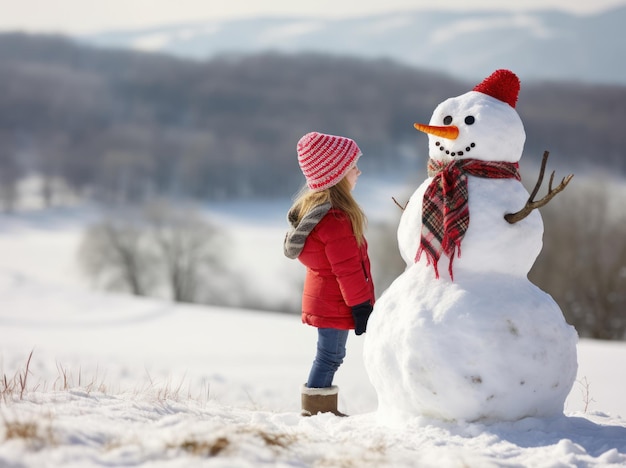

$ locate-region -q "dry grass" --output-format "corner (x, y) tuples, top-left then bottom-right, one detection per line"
(173, 427), (297, 458)
(577, 376), (596, 413)
(2, 350), (110, 402)
(1, 350), (214, 411)
(4, 419), (38, 440)
(54, 362), (108, 394)
(178, 436), (231, 456)
(1, 349), (34, 401)
(1, 414), (56, 450)
(142, 370), (192, 402)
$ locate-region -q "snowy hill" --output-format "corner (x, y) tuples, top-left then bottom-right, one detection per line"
(2, 257), (626, 466)
(81, 7), (626, 85)
(1, 200), (626, 466)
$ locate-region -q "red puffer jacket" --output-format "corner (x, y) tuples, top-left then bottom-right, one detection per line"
(298, 209), (375, 329)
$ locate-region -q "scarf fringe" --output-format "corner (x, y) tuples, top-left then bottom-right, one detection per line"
(416, 238), (463, 281)
(416, 246), (441, 279)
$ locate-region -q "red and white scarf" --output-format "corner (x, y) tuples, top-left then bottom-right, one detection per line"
(416, 158), (521, 279)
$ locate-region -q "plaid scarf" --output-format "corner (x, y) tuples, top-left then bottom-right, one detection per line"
(416, 158), (521, 279)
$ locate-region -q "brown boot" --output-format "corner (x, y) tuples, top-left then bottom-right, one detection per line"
(301, 385), (348, 417)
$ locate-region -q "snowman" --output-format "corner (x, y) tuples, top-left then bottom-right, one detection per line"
(363, 69), (578, 425)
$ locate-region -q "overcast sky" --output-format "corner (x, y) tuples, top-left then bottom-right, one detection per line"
(1, 0), (625, 35)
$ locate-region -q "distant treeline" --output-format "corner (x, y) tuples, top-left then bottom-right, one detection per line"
(0, 32), (625, 208)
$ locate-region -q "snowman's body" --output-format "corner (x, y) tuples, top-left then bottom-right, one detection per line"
(363, 71), (578, 424)
(397, 176), (542, 276)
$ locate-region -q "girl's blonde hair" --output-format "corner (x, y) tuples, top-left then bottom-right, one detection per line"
(290, 177), (367, 245)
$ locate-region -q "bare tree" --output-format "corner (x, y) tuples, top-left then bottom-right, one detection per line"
(79, 217), (155, 296)
(143, 200), (227, 304)
(79, 201), (229, 304)
(0, 132), (21, 213)
(0, 157), (20, 213)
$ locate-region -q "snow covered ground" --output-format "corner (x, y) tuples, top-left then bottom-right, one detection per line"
(1, 188), (626, 467)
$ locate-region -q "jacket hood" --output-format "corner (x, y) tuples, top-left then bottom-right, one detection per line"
(283, 202), (332, 259)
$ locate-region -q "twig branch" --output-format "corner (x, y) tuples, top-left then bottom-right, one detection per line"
(505, 151), (574, 224)
(392, 197), (407, 211)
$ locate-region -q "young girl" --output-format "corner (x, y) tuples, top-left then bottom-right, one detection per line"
(284, 131), (376, 417)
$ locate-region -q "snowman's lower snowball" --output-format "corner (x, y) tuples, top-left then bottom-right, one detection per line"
(364, 264), (578, 425)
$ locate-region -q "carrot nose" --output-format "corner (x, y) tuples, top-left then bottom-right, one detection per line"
(413, 123), (459, 140)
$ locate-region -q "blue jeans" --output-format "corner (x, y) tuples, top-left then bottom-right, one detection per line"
(306, 328), (349, 388)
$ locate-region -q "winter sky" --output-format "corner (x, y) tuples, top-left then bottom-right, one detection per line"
(0, 0), (625, 34)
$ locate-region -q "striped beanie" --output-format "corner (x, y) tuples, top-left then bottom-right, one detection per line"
(297, 132), (361, 192)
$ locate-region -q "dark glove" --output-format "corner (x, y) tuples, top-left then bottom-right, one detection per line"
(351, 301), (373, 336)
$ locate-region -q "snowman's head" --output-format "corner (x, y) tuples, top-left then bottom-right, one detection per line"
(415, 69), (526, 164)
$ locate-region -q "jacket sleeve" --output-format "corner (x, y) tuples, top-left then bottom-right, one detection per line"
(318, 212), (372, 307)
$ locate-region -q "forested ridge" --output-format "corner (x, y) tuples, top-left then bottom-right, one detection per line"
(0, 32), (625, 207)
(1, 33), (623, 338)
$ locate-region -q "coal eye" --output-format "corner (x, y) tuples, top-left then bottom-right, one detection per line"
(465, 115), (475, 125)
(443, 115), (453, 125)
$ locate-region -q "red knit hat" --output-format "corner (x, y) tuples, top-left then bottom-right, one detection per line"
(472, 69), (520, 108)
(297, 132), (362, 191)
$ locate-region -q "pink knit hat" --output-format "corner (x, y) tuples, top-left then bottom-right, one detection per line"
(296, 132), (362, 192)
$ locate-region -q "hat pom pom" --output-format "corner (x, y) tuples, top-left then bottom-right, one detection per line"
(472, 69), (520, 108)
